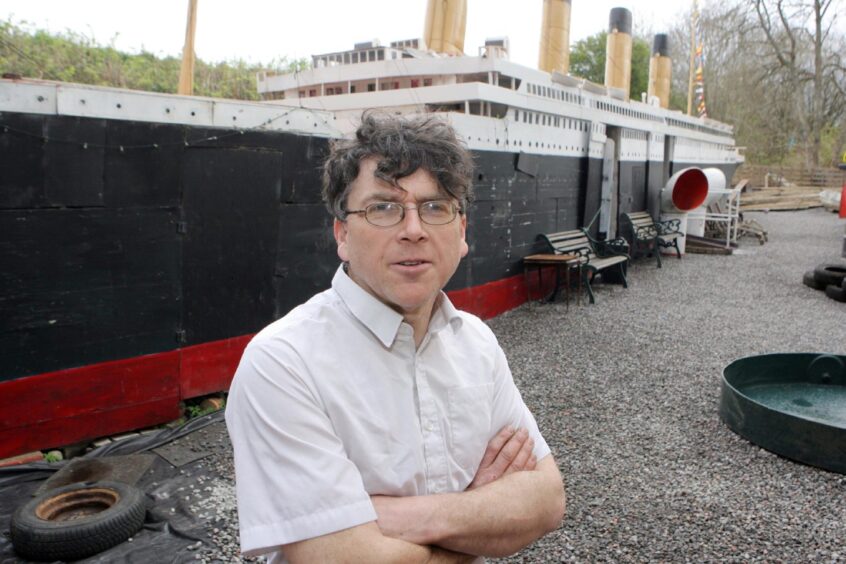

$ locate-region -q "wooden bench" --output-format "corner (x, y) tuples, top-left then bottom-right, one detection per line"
(539, 230), (630, 304)
(620, 211), (683, 267)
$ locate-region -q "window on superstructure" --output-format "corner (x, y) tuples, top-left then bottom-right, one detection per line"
(368, 83), (376, 92)
(411, 79), (420, 88)
(369, 51), (376, 62)
(299, 90), (305, 98)
(423, 78), (433, 86)
(378, 50), (385, 61)
(350, 85), (356, 93)
(309, 89), (317, 97)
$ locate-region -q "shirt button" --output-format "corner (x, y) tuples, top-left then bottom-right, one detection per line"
(425, 423), (434, 432)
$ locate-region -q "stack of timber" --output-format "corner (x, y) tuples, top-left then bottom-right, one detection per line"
(685, 234), (733, 255)
(740, 184), (824, 211)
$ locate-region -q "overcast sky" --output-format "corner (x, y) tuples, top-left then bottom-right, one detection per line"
(4, 0), (691, 69)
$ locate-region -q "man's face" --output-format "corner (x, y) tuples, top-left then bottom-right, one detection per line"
(334, 157), (469, 319)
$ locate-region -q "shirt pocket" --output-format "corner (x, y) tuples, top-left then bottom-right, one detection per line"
(447, 384), (494, 471)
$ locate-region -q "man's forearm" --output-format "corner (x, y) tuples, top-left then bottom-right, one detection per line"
(373, 456), (565, 557)
(283, 521), (476, 564)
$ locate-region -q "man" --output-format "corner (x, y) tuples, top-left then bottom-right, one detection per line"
(226, 112), (565, 563)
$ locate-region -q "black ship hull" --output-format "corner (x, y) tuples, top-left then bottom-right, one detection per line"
(0, 110), (736, 458)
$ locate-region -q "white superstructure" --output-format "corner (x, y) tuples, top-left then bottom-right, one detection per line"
(256, 39), (741, 166)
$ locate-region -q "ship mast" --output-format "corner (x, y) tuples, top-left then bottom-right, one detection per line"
(686, 0), (696, 115)
(178, 0), (199, 95)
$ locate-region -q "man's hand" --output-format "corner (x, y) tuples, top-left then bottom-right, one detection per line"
(467, 426), (536, 490)
(371, 456), (564, 557)
(371, 426), (539, 541)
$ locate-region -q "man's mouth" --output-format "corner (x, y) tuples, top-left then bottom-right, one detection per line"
(398, 260), (425, 266)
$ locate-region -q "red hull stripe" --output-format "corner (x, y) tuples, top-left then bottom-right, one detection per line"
(0, 271), (560, 459)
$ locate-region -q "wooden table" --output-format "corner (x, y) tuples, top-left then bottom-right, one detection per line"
(522, 253), (580, 305)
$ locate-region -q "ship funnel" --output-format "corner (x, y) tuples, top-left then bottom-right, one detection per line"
(538, 0), (572, 74)
(424, 0), (467, 55)
(604, 8), (633, 100)
(647, 34), (671, 108)
(660, 167), (709, 212)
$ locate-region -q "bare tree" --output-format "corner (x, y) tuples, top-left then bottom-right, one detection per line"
(668, 2), (797, 163)
(752, 0), (845, 166)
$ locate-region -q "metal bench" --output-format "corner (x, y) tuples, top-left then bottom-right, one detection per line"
(620, 211), (683, 267)
(540, 229), (630, 304)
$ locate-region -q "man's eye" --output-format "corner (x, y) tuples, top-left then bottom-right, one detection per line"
(370, 202), (398, 213)
(422, 201), (451, 213)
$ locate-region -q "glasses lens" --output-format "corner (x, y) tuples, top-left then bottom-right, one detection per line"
(419, 201), (456, 225)
(365, 202), (404, 226)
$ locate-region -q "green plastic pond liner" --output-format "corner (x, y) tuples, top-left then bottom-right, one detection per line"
(720, 353), (846, 475)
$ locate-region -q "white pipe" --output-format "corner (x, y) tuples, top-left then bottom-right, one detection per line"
(660, 167), (708, 212)
(700, 168), (727, 207)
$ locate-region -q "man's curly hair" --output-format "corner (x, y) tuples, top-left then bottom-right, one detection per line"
(322, 111), (474, 219)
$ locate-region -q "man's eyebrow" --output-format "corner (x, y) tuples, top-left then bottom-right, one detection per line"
(362, 191), (405, 203)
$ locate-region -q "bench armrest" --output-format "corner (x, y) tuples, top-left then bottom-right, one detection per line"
(590, 236), (630, 259)
(633, 224), (659, 238)
(581, 229), (631, 258)
(656, 219), (681, 234)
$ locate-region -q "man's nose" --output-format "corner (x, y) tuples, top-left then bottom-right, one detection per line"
(398, 206), (427, 240)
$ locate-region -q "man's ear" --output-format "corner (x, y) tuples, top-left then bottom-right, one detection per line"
(334, 218), (350, 262)
(459, 214), (469, 258)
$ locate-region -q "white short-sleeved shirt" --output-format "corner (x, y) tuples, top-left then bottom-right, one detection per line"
(225, 266), (551, 562)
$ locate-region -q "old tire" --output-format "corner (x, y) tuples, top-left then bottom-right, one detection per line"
(825, 283), (846, 302)
(813, 262), (846, 287)
(10, 481), (146, 562)
(803, 269), (825, 290)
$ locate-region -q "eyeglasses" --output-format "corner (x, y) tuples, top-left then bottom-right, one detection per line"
(344, 200), (462, 227)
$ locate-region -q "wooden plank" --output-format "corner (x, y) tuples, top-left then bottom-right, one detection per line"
(180, 334), (253, 398)
(0, 398), (180, 458)
(447, 274), (527, 321)
(0, 352), (180, 427)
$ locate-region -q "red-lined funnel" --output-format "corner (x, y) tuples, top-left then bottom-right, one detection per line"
(661, 167), (709, 212)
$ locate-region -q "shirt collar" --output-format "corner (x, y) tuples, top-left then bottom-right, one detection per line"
(331, 265), (463, 347)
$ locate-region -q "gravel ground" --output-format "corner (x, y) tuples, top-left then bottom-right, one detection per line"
(191, 208), (846, 563)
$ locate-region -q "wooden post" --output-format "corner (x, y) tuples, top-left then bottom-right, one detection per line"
(178, 0), (199, 96)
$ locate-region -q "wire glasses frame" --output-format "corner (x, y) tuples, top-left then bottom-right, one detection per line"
(344, 200), (463, 227)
